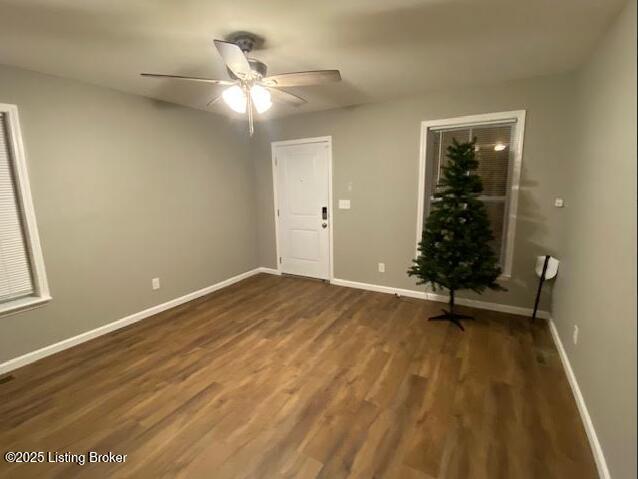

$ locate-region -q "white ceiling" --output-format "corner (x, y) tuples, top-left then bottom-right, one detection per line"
(0, 0), (627, 118)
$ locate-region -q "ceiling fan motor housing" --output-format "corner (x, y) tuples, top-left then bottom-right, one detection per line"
(226, 31), (265, 52)
(225, 58), (267, 80)
(225, 32), (267, 79)
(232, 35), (256, 53)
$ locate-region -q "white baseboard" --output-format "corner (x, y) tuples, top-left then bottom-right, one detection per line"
(547, 319), (609, 479)
(330, 278), (426, 300)
(256, 267), (281, 275)
(330, 277), (550, 319)
(428, 290), (550, 319)
(0, 268), (266, 375)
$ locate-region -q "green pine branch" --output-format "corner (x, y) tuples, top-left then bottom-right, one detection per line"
(408, 138), (506, 294)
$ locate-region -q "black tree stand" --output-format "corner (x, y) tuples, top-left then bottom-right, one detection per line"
(408, 139), (506, 333)
(428, 290), (474, 331)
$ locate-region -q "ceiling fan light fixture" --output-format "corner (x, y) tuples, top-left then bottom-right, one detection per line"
(142, 34), (341, 134)
(222, 85), (247, 113)
(250, 85), (272, 113)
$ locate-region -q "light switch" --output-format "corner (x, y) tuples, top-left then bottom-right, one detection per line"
(338, 199), (351, 209)
(554, 197), (565, 208)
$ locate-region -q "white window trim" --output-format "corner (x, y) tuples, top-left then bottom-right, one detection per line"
(0, 103), (51, 316)
(415, 110), (526, 279)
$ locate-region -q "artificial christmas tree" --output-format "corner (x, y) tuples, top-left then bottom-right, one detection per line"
(408, 138), (504, 330)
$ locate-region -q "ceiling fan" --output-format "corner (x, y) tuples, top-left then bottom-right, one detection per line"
(141, 32), (341, 135)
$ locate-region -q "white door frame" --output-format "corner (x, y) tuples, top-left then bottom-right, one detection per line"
(271, 136), (334, 280)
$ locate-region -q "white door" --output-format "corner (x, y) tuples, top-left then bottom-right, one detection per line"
(274, 139), (331, 280)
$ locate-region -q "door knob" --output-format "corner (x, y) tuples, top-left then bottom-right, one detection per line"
(321, 222), (328, 229)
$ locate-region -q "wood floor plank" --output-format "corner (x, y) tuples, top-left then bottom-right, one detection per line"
(0, 274), (597, 478)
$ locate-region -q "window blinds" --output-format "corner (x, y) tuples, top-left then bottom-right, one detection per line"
(0, 113), (34, 302)
(425, 121), (515, 266)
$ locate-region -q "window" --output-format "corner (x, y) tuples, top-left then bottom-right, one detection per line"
(0, 103), (50, 316)
(416, 111), (526, 278)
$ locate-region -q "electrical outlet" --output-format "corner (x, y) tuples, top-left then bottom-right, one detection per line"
(554, 197), (565, 208)
(152, 277), (160, 290)
(378, 262), (385, 273)
(573, 325), (579, 345)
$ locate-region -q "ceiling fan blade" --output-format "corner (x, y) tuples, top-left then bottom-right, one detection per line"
(266, 87), (307, 107)
(214, 40), (252, 78)
(141, 73), (234, 85)
(262, 70), (341, 87)
(206, 93), (224, 108)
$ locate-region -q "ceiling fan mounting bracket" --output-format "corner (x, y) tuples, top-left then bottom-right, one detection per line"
(226, 32), (264, 54)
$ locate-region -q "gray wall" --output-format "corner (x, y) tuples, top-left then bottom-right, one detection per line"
(253, 74), (577, 310)
(552, 1), (637, 478)
(0, 65), (257, 361)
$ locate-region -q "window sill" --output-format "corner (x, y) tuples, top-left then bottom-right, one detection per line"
(0, 295), (52, 318)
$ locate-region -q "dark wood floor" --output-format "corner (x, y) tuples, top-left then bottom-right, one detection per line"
(1, 274), (597, 479)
